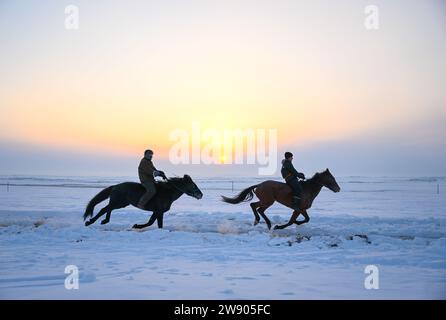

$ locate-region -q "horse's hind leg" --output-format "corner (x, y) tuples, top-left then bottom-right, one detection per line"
(250, 201), (261, 225)
(100, 198), (128, 225)
(85, 205), (110, 226)
(100, 207), (113, 225)
(258, 204), (273, 230)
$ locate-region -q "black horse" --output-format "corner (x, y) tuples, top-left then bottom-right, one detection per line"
(83, 175), (203, 229)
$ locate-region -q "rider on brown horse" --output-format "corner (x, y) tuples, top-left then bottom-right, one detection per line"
(281, 152), (305, 209)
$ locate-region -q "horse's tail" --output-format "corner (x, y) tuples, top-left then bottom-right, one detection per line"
(221, 184), (258, 204)
(83, 186), (113, 221)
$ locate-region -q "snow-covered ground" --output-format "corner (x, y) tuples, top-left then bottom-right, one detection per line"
(0, 175), (445, 299)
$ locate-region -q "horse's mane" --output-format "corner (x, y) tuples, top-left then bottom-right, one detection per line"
(302, 171), (324, 185)
(155, 177), (182, 183)
(309, 172), (321, 180)
(156, 177), (185, 189)
(165, 177), (184, 183)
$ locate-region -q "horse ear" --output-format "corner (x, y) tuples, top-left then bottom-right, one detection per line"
(325, 168), (329, 172)
(184, 174), (191, 179)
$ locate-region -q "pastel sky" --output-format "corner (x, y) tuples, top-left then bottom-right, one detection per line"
(1, 0), (445, 177)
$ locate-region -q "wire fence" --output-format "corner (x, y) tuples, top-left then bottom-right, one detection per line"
(0, 180), (253, 192)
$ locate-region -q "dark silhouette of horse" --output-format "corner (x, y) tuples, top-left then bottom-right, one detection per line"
(222, 169), (340, 230)
(83, 175), (203, 229)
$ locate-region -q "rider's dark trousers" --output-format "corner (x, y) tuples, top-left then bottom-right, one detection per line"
(286, 178), (302, 198)
(138, 181), (156, 207)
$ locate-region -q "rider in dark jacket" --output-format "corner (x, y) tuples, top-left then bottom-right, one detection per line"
(281, 152), (305, 208)
(137, 149), (167, 209)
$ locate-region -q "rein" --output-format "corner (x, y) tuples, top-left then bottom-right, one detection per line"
(166, 178), (191, 195)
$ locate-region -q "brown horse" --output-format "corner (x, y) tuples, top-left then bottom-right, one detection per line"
(221, 169), (340, 230)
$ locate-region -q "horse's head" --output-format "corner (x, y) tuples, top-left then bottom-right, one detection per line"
(318, 169), (341, 192)
(177, 174), (203, 199)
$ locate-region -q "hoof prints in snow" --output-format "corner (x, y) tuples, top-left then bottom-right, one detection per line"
(346, 234), (371, 244)
(269, 234), (373, 248)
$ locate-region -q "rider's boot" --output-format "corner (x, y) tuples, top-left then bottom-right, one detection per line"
(137, 187), (156, 210)
(137, 199), (146, 210)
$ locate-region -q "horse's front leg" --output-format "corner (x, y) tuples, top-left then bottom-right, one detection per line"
(156, 212), (165, 229)
(132, 211), (159, 229)
(294, 210), (310, 225)
(274, 210), (300, 230)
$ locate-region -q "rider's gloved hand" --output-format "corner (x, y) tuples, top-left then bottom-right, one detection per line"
(155, 170), (168, 180)
(298, 173), (305, 180)
(154, 170), (162, 177)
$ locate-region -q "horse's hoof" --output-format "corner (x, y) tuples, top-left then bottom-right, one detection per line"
(253, 220), (260, 226)
(273, 225), (280, 230)
(85, 221), (91, 226)
(132, 224), (139, 229)
(101, 220), (109, 225)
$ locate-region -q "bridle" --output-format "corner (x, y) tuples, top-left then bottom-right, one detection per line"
(316, 172), (337, 191)
(166, 178), (195, 196)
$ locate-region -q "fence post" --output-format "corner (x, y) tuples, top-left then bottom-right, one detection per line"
(7, 181), (9, 192)
(437, 184), (440, 195)
(231, 181), (234, 192)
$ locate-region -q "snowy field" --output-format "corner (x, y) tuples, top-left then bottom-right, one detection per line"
(0, 175), (445, 299)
